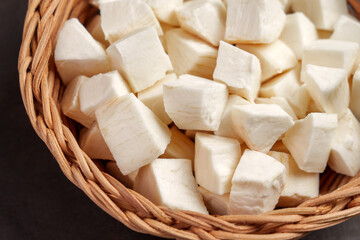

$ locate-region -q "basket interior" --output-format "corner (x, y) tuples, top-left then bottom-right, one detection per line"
(18, 0), (360, 239)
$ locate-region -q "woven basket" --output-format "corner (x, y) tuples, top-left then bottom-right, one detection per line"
(18, 1), (360, 239)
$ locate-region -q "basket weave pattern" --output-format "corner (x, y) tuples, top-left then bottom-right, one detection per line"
(18, 0), (360, 239)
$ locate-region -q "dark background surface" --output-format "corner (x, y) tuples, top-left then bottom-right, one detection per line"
(1, 0), (360, 239)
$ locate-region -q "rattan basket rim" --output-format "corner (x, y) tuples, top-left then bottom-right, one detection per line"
(18, 0), (360, 239)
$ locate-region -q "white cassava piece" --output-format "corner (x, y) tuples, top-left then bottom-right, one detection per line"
(291, 0), (349, 30)
(79, 71), (131, 120)
(213, 41), (261, 102)
(143, 0), (183, 26)
(350, 67), (360, 121)
(134, 158), (208, 214)
(61, 75), (93, 128)
(268, 151), (319, 207)
(138, 73), (177, 125)
(165, 28), (218, 79)
(214, 95), (250, 141)
(195, 133), (241, 195)
(260, 68), (301, 100)
(95, 94), (171, 175)
(329, 110), (360, 177)
(79, 122), (114, 161)
(280, 12), (318, 60)
(283, 113), (338, 173)
(255, 97), (298, 120)
(232, 104), (294, 153)
(55, 18), (109, 85)
(225, 0), (286, 44)
(331, 15), (360, 73)
(176, 0), (226, 46)
(163, 74), (228, 131)
(99, 0), (163, 43)
(161, 125), (195, 163)
(331, 15), (360, 45)
(159, 22), (176, 50)
(303, 64), (350, 117)
(230, 150), (286, 215)
(107, 27), (173, 93)
(237, 40), (297, 82)
(301, 39), (359, 78)
(288, 84), (311, 119)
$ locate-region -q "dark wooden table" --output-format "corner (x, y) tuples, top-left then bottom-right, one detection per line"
(1, 1), (359, 239)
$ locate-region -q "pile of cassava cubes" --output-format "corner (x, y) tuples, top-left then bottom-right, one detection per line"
(57, 0), (360, 215)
